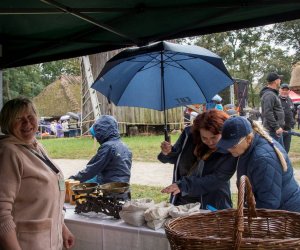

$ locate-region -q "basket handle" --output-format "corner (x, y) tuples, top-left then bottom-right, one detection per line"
(234, 175), (257, 250)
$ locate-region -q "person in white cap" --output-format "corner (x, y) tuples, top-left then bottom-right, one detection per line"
(212, 94), (223, 111)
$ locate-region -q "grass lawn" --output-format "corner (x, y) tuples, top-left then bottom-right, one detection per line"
(39, 133), (180, 162)
(39, 131), (300, 204)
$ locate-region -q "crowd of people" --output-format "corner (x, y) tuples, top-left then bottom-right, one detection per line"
(1, 71), (300, 248)
(39, 117), (80, 138)
(160, 71), (300, 212)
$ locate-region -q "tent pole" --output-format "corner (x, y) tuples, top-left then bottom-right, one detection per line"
(0, 44), (3, 110)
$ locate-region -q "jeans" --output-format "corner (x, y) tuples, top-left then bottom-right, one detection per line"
(282, 130), (292, 153)
(269, 131), (284, 148)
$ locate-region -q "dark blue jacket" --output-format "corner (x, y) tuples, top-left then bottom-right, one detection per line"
(158, 127), (236, 209)
(237, 133), (300, 211)
(178, 151), (236, 210)
(158, 127), (198, 205)
(70, 115), (132, 184)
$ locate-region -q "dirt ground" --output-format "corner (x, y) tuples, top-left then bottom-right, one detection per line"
(54, 159), (300, 194)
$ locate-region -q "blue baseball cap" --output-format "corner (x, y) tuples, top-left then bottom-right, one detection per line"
(217, 116), (252, 150)
(89, 125), (95, 137)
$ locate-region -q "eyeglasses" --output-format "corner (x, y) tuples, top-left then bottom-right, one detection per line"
(230, 137), (246, 149)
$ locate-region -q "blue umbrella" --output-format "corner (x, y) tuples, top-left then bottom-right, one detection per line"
(91, 41), (233, 140)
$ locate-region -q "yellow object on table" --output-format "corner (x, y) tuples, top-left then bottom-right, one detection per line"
(66, 180), (80, 205)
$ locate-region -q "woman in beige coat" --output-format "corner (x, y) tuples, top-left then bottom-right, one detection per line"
(0, 97), (75, 250)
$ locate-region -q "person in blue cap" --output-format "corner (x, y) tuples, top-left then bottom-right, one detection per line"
(69, 115), (132, 184)
(217, 116), (300, 212)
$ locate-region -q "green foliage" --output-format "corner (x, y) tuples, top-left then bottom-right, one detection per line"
(3, 65), (43, 103)
(40, 58), (80, 83)
(192, 23), (299, 107)
(2, 58), (80, 102)
(271, 20), (300, 62)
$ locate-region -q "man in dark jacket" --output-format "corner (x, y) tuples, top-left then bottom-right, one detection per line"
(259, 72), (285, 146)
(279, 83), (295, 153)
(69, 115), (132, 184)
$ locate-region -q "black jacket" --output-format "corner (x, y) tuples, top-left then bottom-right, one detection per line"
(279, 95), (295, 130)
(260, 87), (285, 132)
(158, 127), (198, 205)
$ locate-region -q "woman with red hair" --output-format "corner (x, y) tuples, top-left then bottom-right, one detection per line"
(161, 110), (236, 210)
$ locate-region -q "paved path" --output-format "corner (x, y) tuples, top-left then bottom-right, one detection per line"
(54, 159), (300, 194)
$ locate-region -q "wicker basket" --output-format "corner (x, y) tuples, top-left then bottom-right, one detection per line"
(165, 175), (300, 249)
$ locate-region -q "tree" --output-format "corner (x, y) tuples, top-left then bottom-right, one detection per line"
(2, 65), (43, 103)
(191, 25), (294, 107)
(271, 20), (300, 62)
(40, 58), (81, 84)
(2, 58), (81, 102)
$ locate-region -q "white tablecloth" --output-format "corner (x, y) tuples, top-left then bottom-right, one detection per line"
(64, 206), (171, 250)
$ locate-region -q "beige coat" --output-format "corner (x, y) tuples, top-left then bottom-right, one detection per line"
(0, 135), (65, 250)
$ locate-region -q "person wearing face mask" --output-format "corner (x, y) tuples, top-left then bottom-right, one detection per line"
(217, 116), (300, 211)
(279, 83), (295, 153)
(160, 110), (236, 209)
(0, 97), (75, 250)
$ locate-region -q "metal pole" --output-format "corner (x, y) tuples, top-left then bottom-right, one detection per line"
(230, 84), (235, 105)
(160, 51), (169, 142)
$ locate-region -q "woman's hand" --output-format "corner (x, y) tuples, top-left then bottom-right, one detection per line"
(62, 223), (75, 249)
(161, 183), (181, 195)
(160, 141), (172, 155)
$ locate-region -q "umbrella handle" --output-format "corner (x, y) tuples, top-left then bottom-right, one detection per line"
(164, 129), (170, 142)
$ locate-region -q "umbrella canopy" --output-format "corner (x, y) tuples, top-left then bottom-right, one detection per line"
(92, 41), (233, 110)
(91, 41), (233, 140)
(60, 115), (70, 121)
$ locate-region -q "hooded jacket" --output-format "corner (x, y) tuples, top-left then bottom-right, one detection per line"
(260, 87), (285, 132)
(0, 135), (65, 250)
(70, 115), (132, 184)
(237, 134), (300, 211)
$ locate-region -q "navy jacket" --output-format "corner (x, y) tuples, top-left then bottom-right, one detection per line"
(178, 151), (236, 209)
(70, 115), (132, 184)
(237, 133), (300, 211)
(158, 127), (236, 209)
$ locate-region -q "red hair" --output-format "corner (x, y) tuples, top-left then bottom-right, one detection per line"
(192, 109), (229, 158)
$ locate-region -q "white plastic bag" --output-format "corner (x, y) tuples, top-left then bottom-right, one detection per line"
(168, 202), (201, 218)
(119, 198), (155, 226)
